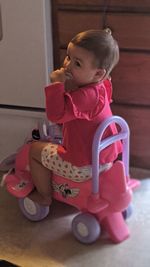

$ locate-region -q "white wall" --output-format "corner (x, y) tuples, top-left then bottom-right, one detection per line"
(0, 0), (53, 108)
(0, 108), (47, 162)
(0, 0), (53, 161)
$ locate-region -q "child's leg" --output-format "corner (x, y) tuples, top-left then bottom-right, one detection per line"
(28, 141), (52, 206)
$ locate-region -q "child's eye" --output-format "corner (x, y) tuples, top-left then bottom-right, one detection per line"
(75, 61), (81, 67)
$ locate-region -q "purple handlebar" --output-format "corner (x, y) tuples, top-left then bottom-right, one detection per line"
(92, 116), (130, 194)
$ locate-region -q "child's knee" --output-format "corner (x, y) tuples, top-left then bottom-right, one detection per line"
(29, 142), (45, 162)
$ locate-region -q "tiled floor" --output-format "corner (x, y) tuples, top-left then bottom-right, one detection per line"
(0, 172), (150, 267)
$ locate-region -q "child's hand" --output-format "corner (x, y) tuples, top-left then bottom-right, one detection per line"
(50, 68), (78, 92)
(50, 68), (66, 83)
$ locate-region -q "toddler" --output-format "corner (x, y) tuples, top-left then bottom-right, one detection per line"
(28, 29), (122, 205)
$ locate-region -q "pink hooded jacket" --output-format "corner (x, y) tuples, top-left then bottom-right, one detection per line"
(45, 79), (122, 167)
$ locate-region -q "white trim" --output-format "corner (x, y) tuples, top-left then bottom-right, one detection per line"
(0, 108), (46, 119)
(42, 0), (54, 85)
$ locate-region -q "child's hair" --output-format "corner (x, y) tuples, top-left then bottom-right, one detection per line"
(0, 260), (20, 267)
(70, 29), (119, 77)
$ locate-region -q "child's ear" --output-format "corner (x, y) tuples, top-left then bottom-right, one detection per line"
(95, 68), (106, 81)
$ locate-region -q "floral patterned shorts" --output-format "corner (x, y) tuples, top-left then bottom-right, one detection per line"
(41, 143), (112, 183)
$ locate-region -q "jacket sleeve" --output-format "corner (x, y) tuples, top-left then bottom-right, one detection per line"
(45, 82), (105, 124)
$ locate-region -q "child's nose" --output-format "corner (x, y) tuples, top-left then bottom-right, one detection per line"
(63, 57), (68, 67)
(65, 65), (72, 76)
(65, 61), (71, 70)
(67, 66), (71, 73)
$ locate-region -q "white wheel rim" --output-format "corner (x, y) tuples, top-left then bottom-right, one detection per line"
(77, 222), (89, 237)
(23, 198), (37, 215)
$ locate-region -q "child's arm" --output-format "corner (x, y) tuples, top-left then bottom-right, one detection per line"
(50, 68), (78, 92)
(45, 82), (105, 125)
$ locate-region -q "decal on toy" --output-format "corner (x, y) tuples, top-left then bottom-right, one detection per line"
(52, 181), (80, 198)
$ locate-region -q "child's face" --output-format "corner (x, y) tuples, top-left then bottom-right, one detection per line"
(63, 42), (101, 87)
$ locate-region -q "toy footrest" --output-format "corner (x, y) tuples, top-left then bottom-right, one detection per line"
(102, 212), (130, 243)
(128, 178), (141, 190)
(3, 171), (34, 198)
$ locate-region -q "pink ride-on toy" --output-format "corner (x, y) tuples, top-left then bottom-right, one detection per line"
(2, 116), (140, 244)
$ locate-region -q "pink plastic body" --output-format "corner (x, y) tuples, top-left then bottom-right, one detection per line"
(4, 116), (140, 243)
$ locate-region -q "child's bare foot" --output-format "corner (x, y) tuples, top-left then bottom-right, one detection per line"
(28, 190), (52, 206)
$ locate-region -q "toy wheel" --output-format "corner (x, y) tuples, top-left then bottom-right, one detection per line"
(122, 203), (133, 220)
(72, 213), (101, 244)
(18, 197), (50, 221)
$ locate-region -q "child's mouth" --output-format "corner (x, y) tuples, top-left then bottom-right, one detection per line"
(65, 71), (73, 79)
